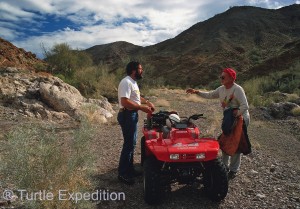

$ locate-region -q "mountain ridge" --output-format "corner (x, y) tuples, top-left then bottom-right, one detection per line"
(85, 4), (300, 87)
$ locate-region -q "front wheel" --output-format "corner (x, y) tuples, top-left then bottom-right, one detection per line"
(203, 159), (228, 201)
(143, 157), (163, 205)
(141, 136), (145, 166)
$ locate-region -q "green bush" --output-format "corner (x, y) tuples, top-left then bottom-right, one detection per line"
(291, 107), (300, 116)
(73, 65), (118, 100)
(248, 48), (263, 65)
(0, 122), (95, 208)
(243, 62), (300, 106)
(43, 43), (93, 79)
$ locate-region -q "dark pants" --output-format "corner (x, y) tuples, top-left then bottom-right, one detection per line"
(117, 110), (138, 177)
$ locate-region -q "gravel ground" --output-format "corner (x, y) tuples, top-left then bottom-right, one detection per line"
(1, 89), (299, 209)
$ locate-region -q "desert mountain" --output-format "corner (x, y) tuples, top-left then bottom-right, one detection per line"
(85, 41), (142, 66)
(85, 4), (300, 87)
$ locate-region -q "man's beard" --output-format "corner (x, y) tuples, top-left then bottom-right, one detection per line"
(135, 71), (143, 80)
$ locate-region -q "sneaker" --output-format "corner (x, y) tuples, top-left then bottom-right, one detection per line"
(228, 171), (237, 180)
(118, 175), (135, 185)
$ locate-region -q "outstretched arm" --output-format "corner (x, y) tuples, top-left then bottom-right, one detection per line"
(186, 88), (220, 99)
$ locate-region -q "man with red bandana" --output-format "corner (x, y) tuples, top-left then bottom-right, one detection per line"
(186, 68), (250, 179)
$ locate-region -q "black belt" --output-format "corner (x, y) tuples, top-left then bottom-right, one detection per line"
(119, 108), (137, 113)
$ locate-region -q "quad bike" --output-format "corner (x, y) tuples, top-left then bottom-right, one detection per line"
(141, 111), (228, 205)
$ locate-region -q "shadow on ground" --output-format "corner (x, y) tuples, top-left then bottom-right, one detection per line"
(91, 165), (222, 209)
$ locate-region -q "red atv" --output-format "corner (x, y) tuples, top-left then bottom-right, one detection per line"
(141, 111), (228, 205)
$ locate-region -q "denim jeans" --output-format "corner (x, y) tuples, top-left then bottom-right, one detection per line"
(117, 110), (138, 177)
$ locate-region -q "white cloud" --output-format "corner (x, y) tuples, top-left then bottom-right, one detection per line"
(0, 27), (22, 40)
(245, 0), (286, 8)
(1, 0), (296, 58)
(0, 2), (34, 18)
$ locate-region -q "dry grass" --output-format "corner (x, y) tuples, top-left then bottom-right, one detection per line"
(291, 107), (300, 116)
(168, 89), (184, 95)
(78, 104), (108, 124)
(154, 98), (170, 107)
(0, 122), (95, 208)
(287, 93), (299, 102)
(183, 94), (206, 103)
(153, 88), (185, 95)
(145, 88), (160, 97)
(251, 140), (261, 149)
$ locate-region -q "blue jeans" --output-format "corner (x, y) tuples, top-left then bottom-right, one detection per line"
(117, 110), (138, 177)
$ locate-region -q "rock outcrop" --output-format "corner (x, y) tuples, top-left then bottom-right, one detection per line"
(268, 102), (300, 119)
(0, 67), (114, 122)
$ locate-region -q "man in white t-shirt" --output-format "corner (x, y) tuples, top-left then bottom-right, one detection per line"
(117, 61), (155, 185)
(186, 68), (250, 179)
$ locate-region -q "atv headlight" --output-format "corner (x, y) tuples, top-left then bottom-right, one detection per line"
(196, 153), (205, 159)
(170, 154), (180, 160)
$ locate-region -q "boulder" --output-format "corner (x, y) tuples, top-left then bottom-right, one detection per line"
(0, 67), (114, 122)
(268, 102), (300, 119)
(39, 77), (84, 115)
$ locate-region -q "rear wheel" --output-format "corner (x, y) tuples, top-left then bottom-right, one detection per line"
(203, 159), (228, 201)
(144, 157), (163, 205)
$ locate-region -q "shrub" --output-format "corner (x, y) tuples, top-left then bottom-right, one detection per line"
(291, 107), (300, 116)
(242, 62), (300, 106)
(0, 122), (95, 208)
(73, 65), (118, 101)
(43, 43), (93, 79)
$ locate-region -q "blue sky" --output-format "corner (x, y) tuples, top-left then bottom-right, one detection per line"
(0, 0), (298, 58)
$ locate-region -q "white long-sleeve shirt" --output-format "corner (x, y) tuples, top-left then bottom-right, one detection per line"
(198, 83), (250, 126)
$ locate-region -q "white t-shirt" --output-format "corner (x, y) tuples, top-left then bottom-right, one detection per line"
(118, 76), (141, 108)
(198, 83), (250, 126)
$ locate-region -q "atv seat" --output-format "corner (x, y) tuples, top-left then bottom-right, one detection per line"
(174, 123), (188, 129)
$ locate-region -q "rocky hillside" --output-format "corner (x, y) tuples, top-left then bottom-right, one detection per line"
(0, 38), (114, 122)
(0, 37), (46, 70)
(85, 4), (300, 86)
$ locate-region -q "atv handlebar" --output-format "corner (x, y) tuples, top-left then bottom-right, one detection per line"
(146, 111), (205, 129)
(187, 114), (206, 123)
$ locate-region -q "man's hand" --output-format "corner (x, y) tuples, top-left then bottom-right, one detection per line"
(147, 101), (155, 112)
(139, 105), (154, 114)
(186, 88), (198, 94)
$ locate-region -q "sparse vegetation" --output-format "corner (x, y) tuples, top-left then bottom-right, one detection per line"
(291, 106), (300, 116)
(79, 103), (108, 124)
(0, 121), (96, 208)
(248, 48), (263, 65)
(43, 43), (93, 78)
(184, 94), (206, 103)
(154, 98), (170, 107)
(243, 62), (300, 106)
(43, 43), (119, 100)
(73, 65), (118, 100)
